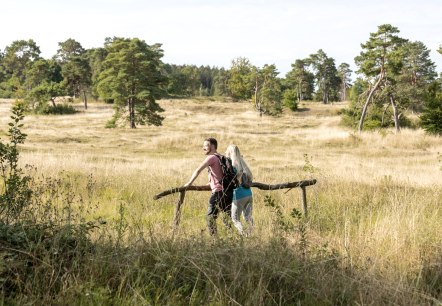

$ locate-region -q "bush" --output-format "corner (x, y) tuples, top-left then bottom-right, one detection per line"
(340, 102), (414, 130)
(36, 103), (77, 115)
(0, 104), (32, 223)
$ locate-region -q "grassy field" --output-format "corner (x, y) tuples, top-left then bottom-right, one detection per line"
(0, 98), (441, 305)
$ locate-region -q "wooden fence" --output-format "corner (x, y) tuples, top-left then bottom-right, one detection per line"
(154, 179), (317, 232)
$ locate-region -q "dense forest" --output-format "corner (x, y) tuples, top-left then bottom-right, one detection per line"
(1, 24), (441, 133)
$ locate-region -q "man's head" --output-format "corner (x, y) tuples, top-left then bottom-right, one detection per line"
(203, 138), (217, 155)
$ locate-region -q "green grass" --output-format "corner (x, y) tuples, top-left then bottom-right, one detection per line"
(0, 98), (441, 305)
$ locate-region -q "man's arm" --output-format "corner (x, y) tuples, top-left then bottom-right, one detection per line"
(183, 158), (210, 187)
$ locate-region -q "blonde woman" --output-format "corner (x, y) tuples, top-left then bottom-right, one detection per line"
(225, 145), (254, 236)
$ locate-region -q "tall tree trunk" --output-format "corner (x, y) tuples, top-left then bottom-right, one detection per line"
(129, 98), (136, 129)
(358, 72), (384, 132)
(254, 78), (258, 110)
(390, 94), (400, 133)
(297, 81), (302, 103)
(323, 88), (328, 104)
(341, 81), (346, 101)
(83, 90), (87, 110)
(254, 78), (263, 116)
(381, 104), (389, 127)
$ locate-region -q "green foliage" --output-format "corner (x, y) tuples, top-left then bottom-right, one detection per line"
(264, 195), (295, 232)
(341, 98), (413, 130)
(105, 114), (118, 128)
(307, 49), (341, 103)
(337, 63), (352, 101)
(283, 88), (298, 111)
(302, 153), (316, 175)
(253, 64), (282, 115)
(163, 64), (222, 97)
(0, 104), (32, 223)
(353, 25), (436, 132)
(0, 111), (101, 301)
(228, 57), (254, 101)
(26, 81), (66, 111)
(284, 59), (315, 102)
(1, 39), (41, 91)
(355, 24), (406, 78)
(212, 67), (230, 96)
(420, 82), (442, 135)
(36, 102), (77, 115)
(56, 39), (92, 100)
(348, 77), (367, 104)
(97, 37), (167, 128)
(86, 47), (108, 99)
(264, 195), (309, 257)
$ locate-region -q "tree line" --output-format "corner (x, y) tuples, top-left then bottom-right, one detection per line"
(0, 24), (441, 133)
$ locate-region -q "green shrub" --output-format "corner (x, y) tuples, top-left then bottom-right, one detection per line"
(0, 104), (32, 223)
(36, 103), (77, 115)
(341, 102), (414, 130)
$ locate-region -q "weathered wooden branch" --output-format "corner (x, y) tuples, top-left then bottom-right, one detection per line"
(153, 179), (317, 200)
(155, 179), (317, 230)
(154, 185), (211, 200)
(172, 191), (186, 236)
(251, 179), (317, 191)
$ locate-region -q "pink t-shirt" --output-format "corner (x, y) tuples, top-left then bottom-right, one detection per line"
(205, 154), (223, 192)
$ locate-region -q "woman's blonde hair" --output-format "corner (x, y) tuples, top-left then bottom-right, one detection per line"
(225, 144), (253, 184)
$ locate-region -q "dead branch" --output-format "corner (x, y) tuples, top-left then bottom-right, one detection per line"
(153, 179), (317, 200)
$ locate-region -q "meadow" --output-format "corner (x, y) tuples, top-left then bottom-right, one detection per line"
(0, 98), (441, 305)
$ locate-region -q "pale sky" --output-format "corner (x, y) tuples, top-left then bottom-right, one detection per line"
(1, 0), (441, 77)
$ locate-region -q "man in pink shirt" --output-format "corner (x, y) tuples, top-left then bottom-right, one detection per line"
(184, 138), (233, 235)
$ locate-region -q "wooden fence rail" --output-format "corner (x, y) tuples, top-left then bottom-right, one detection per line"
(153, 179), (317, 233)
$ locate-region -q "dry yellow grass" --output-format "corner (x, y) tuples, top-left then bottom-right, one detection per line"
(1, 98), (441, 302)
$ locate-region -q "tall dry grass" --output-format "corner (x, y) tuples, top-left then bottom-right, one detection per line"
(0, 98), (441, 305)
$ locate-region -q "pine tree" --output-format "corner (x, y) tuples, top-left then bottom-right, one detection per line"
(354, 24), (407, 132)
(253, 64), (282, 115)
(56, 39), (92, 109)
(420, 82), (442, 135)
(97, 37), (167, 128)
(337, 63), (352, 101)
(285, 59), (314, 102)
(307, 50), (340, 104)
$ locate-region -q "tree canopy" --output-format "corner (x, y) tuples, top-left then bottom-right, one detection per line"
(0, 25), (440, 130)
(352, 24), (436, 132)
(97, 37), (167, 128)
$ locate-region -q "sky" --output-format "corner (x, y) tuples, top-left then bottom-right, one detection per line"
(1, 0), (441, 78)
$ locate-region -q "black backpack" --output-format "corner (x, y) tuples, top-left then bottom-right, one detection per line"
(214, 154), (238, 192)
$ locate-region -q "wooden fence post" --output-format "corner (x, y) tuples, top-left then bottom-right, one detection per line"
(301, 186), (308, 217)
(173, 191), (186, 235)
